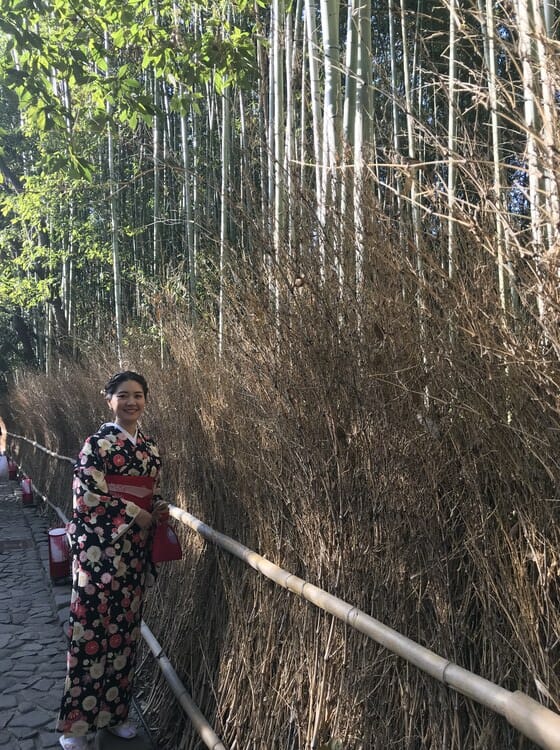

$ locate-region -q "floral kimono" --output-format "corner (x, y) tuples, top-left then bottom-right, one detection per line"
(57, 422), (162, 737)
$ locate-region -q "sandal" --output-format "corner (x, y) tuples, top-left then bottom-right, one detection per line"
(59, 737), (89, 750)
(107, 721), (138, 739)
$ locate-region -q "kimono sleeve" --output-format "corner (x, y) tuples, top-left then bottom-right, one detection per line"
(72, 434), (143, 542)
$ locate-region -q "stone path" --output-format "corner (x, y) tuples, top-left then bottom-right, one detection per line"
(0, 479), (156, 750)
(0, 479), (66, 749)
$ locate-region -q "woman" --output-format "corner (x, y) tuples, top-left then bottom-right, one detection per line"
(57, 371), (168, 750)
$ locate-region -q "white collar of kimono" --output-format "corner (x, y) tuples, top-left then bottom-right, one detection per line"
(105, 422), (138, 445)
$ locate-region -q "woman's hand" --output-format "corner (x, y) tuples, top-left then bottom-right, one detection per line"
(136, 508), (154, 530)
(135, 501), (169, 530)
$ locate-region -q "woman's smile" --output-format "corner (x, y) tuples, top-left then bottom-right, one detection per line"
(107, 380), (146, 430)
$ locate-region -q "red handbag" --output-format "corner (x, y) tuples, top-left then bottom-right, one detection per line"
(151, 522), (183, 563)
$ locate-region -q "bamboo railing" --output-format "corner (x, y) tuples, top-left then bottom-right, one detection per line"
(6, 431), (560, 750)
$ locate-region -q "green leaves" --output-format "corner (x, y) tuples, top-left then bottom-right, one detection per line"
(0, 0), (262, 363)
(0, 260), (53, 307)
(68, 148), (94, 181)
(0, 0), (259, 149)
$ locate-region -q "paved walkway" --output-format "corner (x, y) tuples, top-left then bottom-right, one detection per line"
(0, 478), (155, 750)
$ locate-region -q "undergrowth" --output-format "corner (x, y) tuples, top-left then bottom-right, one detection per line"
(3, 215), (560, 750)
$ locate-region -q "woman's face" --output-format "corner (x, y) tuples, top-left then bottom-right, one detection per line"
(106, 379), (146, 429)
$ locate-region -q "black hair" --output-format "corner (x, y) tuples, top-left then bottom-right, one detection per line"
(104, 371), (149, 398)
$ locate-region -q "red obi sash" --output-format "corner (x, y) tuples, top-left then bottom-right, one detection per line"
(105, 475), (154, 511)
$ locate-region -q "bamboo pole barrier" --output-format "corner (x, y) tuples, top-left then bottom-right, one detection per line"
(8, 433), (560, 749)
(141, 622), (227, 750)
(7, 431), (75, 464)
(169, 506), (560, 750)
(28, 479), (69, 525)
(6, 433), (69, 523)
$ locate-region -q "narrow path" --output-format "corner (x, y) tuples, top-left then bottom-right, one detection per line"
(0, 479), (156, 750)
(0, 479), (67, 749)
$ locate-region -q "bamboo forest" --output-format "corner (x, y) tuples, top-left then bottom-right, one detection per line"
(1, 0), (560, 747)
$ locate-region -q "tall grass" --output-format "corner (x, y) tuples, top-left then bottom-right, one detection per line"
(4, 199), (560, 749)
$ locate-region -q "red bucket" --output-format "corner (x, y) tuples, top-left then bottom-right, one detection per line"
(8, 459), (18, 480)
(21, 477), (33, 505)
(48, 528), (70, 581)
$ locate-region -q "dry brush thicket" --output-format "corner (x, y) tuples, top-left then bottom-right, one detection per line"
(4, 202), (560, 750)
